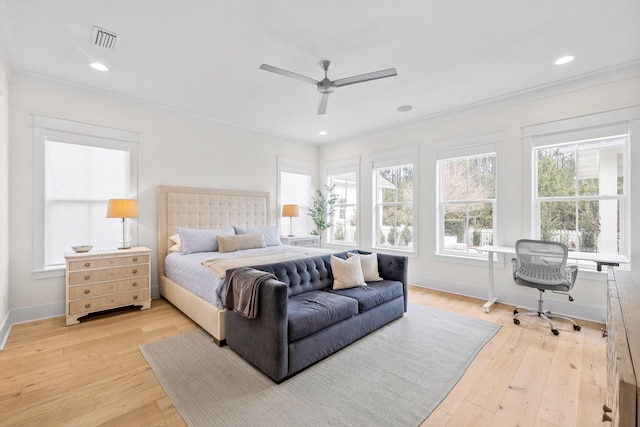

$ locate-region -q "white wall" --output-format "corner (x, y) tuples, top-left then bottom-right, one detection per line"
(4, 71), (639, 335)
(319, 75), (640, 322)
(7, 75), (319, 325)
(0, 59), (10, 345)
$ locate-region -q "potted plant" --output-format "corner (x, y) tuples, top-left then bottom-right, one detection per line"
(308, 185), (338, 244)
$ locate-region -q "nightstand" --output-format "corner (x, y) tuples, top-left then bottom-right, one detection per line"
(65, 246), (152, 326)
(280, 236), (320, 248)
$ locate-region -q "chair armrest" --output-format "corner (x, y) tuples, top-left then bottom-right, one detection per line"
(225, 278), (289, 382)
(511, 258), (519, 279)
(566, 265), (578, 288)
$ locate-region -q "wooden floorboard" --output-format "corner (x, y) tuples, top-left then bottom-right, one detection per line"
(0, 286), (606, 426)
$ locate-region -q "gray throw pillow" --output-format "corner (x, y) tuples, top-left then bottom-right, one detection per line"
(178, 226), (235, 254)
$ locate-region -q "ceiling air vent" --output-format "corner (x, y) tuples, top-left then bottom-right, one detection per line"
(91, 26), (119, 50)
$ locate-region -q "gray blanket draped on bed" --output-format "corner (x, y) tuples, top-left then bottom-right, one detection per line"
(224, 267), (276, 318)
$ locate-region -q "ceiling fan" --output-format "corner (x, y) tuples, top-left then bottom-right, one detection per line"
(259, 60), (397, 115)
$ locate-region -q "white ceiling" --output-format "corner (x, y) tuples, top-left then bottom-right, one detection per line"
(1, 0), (639, 144)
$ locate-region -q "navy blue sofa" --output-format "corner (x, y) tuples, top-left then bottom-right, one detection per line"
(225, 250), (408, 383)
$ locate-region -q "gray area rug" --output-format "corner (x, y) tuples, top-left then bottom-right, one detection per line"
(140, 304), (500, 427)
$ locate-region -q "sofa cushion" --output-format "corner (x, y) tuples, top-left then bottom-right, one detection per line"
(288, 290), (359, 342)
(326, 280), (404, 313)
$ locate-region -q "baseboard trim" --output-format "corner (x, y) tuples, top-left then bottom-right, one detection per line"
(1, 283), (161, 349)
(0, 311), (11, 350)
(10, 301), (66, 325)
(409, 276), (605, 323)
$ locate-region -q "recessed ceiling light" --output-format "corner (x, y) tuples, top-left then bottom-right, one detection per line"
(397, 105), (413, 112)
(90, 62), (109, 71)
(318, 130), (327, 136)
(554, 55), (574, 65)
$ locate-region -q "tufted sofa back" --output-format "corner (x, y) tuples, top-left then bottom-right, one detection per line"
(248, 250), (409, 303)
(250, 252), (349, 297)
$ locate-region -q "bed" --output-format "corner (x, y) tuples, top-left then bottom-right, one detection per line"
(157, 185), (331, 345)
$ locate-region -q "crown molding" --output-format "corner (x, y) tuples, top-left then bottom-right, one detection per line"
(11, 71), (320, 147)
(322, 60), (640, 147)
(10, 59), (640, 149)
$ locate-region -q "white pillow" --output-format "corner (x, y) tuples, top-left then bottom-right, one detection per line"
(347, 252), (383, 282)
(168, 233), (182, 252)
(331, 255), (366, 290)
(178, 226), (235, 254)
(234, 226), (282, 246)
(217, 233), (266, 253)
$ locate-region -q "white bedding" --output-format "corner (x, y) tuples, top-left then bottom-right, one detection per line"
(164, 245), (334, 308)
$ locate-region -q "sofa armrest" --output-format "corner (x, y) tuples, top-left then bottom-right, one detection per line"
(376, 252), (409, 312)
(225, 278), (289, 382)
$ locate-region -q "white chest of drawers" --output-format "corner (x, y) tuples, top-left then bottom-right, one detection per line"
(65, 246), (152, 326)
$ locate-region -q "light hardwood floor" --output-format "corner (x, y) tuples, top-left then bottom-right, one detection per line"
(0, 286), (607, 426)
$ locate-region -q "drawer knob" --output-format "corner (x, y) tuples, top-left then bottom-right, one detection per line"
(84, 262), (91, 267)
(133, 295), (138, 300)
(84, 275), (90, 280)
(84, 289), (90, 294)
(603, 413), (612, 422)
(133, 257), (138, 262)
(84, 303), (91, 308)
(132, 282), (138, 287)
(602, 328), (608, 337)
(603, 404), (612, 413)
(132, 269), (138, 274)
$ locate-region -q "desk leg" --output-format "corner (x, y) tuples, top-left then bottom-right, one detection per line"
(483, 250), (498, 313)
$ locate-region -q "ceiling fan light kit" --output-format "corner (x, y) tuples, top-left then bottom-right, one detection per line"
(259, 60), (397, 114)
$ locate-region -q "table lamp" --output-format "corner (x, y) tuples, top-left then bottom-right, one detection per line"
(282, 204), (299, 237)
(106, 199), (139, 249)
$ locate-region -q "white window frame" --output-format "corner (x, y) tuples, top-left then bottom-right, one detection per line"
(523, 106), (640, 270)
(431, 132), (504, 264)
(370, 146), (418, 255)
(33, 115), (139, 278)
(325, 157), (360, 247)
(277, 156), (312, 237)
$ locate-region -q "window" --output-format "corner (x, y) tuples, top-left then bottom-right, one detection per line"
(439, 155), (496, 254)
(533, 136), (626, 254)
(523, 106), (640, 267)
(33, 115), (138, 276)
(433, 132), (503, 259)
(278, 157), (312, 237)
(326, 157), (360, 246)
(371, 147), (417, 253)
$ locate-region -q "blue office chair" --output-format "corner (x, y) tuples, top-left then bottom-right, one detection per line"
(512, 239), (581, 335)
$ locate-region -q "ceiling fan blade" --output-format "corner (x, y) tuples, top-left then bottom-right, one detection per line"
(259, 64), (319, 85)
(317, 93), (330, 115)
(333, 68), (397, 87)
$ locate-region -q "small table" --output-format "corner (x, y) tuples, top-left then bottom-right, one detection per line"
(477, 245), (629, 313)
(280, 235), (320, 248)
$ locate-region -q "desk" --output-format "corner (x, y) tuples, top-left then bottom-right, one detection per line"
(477, 245), (629, 313)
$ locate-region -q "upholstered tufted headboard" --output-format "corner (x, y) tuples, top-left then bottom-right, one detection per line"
(157, 185), (270, 276)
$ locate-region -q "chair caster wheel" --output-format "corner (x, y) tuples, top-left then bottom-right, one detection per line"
(552, 329), (559, 335)
(573, 325), (581, 331)
(513, 319), (520, 325)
